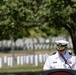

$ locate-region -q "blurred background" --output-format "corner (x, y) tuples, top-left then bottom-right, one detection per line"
(0, 0), (76, 75)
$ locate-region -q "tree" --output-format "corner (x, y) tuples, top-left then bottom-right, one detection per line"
(0, 0), (76, 55)
(34, 0), (76, 54)
(0, 0), (49, 40)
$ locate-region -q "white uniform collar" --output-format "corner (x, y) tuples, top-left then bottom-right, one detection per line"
(55, 50), (71, 59)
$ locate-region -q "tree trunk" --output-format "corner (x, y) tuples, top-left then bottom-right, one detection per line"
(71, 36), (76, 55)
(67, 25), (76, 55)
(69, 29), (76, 55)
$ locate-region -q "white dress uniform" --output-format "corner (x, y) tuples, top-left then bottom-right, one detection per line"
(43, 51), (76, 70)
(43, 50), (76, 70)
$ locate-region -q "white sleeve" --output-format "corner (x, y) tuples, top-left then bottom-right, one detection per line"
(43, 56), (52, 70)
(72, 56), (76, 70)
(72, 63), (76, 70)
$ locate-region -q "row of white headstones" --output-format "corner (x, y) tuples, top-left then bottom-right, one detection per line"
(0, 53), (49, 68)
(0, 36), (73, 49)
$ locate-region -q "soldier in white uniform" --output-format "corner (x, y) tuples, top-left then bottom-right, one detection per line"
(43, 40), (76, 70)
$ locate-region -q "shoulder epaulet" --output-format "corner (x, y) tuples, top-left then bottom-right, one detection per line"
(69, 52), (72, 55)
(52, 52), (56, 55)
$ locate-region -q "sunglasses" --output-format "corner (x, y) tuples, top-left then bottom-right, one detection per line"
(58, 49), (66, 52)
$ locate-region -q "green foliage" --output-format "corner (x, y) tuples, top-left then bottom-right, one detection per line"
(0, 0), (76, 40)
(0, 0), (48, 40)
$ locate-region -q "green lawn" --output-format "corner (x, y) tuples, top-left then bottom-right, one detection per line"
(0, 63), (44, 73)
(0, 49), (56, 57)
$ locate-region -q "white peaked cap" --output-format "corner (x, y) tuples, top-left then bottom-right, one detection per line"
(55, 40), (69, 45)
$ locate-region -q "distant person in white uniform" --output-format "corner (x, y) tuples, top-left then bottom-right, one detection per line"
(43, 40), (76, 70)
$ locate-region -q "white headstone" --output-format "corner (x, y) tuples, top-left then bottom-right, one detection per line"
(26, 55), (30, 64)
(35, 55), (39, 66)
(30, 55), (34, 64)
(21, 56), (24, 65)
(17, 56), (21, 65)
(0, 58), (3, 68)
(39, 54), (43, 63)
(4, 56), (7, 63)
(7, 57), (14, 67)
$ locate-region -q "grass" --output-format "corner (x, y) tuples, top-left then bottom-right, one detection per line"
(0, 63), (44, 73)
(0, 49), (56, 57)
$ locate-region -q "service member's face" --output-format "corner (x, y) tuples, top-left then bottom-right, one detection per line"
(58, 49), (66, 55)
